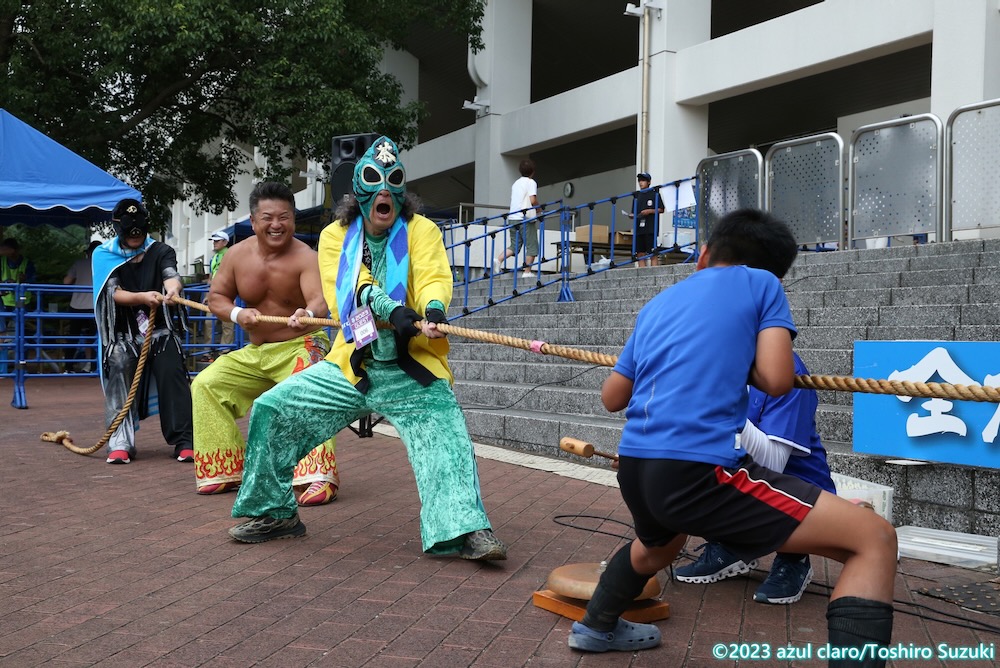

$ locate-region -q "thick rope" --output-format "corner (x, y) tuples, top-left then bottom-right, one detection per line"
(430, 323), (1000, 403)
(42, 307), (158, 455)
(175, 297), (1000, 403)
(174, 296), (357, 329)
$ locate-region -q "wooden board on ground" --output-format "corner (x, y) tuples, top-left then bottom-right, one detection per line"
(532, 589), (670, 623)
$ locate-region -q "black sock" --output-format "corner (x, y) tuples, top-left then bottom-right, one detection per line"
(826, 596), (894, 667)
(580, 542), (655, 632)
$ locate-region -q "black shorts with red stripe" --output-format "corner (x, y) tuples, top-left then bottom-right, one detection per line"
(617, 455), (822, 563)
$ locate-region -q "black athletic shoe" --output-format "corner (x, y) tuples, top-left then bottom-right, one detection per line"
(459, 529), (507, 561)
(228, 514), (306, 543)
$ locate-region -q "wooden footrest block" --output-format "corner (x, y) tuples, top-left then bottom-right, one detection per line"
(532, 589), (670, 623)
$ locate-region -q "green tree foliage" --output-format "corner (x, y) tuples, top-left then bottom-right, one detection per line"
(0, 0), (485, 229)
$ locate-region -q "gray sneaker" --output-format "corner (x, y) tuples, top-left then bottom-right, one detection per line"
(459, 529), (508, 561)
(228, 514), (306, 543)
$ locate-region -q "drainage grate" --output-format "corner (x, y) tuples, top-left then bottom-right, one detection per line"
(918, 581), (1000, 615)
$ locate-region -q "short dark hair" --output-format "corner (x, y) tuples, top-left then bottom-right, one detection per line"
(706, 208), (798, 279)
(518, 158), (535, 178)
(1, 238), (19, 252)
(249, 181), (294, 214)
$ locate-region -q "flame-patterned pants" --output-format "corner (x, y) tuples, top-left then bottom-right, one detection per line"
(192, 331), (338, 491)
(231, 359), (492, 554)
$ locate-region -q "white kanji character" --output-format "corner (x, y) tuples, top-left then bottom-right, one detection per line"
(904, 398), (967, 437)
(981, 372), (1000, 443)
(374, 141), (396, 165)
(889, 347), (974, 438)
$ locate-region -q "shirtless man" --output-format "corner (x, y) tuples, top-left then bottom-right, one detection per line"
(191, 181), (339, 506)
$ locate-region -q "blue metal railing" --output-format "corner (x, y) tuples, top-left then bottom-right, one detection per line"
(4, 283), (249, 408)
(5, 176), (699, 406)
(439, 198), (566, 315)
(442, 176), (699, 314)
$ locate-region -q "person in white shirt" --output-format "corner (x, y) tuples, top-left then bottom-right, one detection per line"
(494, 159), (540, 278)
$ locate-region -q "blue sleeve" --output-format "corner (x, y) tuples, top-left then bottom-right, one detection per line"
(755, 270), (797, 339)
(615, 329), (637, 380)
(751, 386), (818, 453)
(747, 355), (820, 454)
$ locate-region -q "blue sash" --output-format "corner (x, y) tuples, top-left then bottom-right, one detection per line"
(335, 217), (408, 341)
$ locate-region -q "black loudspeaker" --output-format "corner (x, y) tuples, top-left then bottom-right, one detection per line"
(329, 163), (355, 209)
(330, 133), (380, 204)
(331, 133), (380, 169)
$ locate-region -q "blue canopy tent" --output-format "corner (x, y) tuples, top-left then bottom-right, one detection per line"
(0, 109), (141, 227)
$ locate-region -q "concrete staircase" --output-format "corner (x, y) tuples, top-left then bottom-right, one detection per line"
(447, 239), (1000, 536)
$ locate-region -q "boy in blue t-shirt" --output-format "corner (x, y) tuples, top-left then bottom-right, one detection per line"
(568, 210), (897, 668)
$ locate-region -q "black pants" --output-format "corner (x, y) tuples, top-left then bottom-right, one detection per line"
(103, 331), (193, 455)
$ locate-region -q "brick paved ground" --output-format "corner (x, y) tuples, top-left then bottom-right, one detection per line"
(1, 377), (999, 667)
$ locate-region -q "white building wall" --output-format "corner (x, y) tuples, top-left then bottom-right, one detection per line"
(381, 48), (419, 107)
(674, 0), (934, 105)
(168, 0), (1000, 274)
(644, 0), (711, 186)
(929, 0), (1000, 117)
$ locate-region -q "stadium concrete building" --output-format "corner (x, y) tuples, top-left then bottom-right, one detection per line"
(168, 0), (1000, 276)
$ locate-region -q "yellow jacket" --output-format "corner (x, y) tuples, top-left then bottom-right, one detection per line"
(318, 213), (454, 388)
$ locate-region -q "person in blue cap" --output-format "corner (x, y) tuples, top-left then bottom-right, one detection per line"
(623, 173), (664, 267)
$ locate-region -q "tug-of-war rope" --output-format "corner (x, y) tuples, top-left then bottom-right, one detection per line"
(157, 297), (1000, 404)
(42, 307), (157, 454)
(433, 321), (1000, 403)
(42, 296), (1000, 457)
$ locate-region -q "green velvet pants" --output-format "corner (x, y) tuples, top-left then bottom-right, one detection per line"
(231, 359), (492, 554)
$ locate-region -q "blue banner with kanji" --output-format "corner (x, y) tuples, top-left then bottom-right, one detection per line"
(854, 341), (1000, 468)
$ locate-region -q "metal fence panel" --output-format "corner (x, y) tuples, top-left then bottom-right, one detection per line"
(696, 149), (763, 241)
(765, 133), (844, 247)
(947, 98), (1000, 236)
(849, 114), (942, 242)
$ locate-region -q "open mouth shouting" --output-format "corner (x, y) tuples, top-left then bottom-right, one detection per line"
(366, 192), (397, 234)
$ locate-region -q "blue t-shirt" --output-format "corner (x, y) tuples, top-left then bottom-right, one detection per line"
(614, 265), (796, 467)
(747, 352), (836, 493)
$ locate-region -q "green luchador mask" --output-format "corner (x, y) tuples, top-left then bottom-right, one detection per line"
(352, 136), (407, 221)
